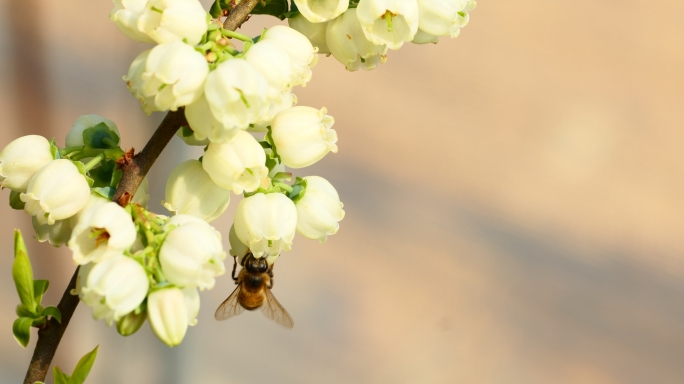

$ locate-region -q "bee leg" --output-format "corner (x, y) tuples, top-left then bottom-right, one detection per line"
(231, 255), (238, 282)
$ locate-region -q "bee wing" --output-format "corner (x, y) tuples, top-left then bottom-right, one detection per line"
(214, 284), (246, 321)
(261, 289), (294, 329)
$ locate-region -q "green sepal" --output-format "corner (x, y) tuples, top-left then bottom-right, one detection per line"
(259, 140), (272, 149)
(41, 306), (62, 324)
(347, 0), (360, 8)
(265, 157), (278, 172)
(218, 0), (231, 10)
(88, 160), (116, 188)
(287, 177), (308, 203)
(67, 346), (99, 384)
(53, 366), (70, 384)
(72, 161), (95, 187)
(103, 147), (125, 162)
(181, 126), (194, 137)
(251, 0), (289, 19)
(209, 0), (222, 18)
(92, 187), (115, 200)
(13, 230), (36, 314)
(33, 279), (49, 306)
(9, 191), (25, 210)
(49, 138), (61, 160)
(82, 122), (120, 150)
(12, 317), (33, 348)
(272, 172), (292, 181)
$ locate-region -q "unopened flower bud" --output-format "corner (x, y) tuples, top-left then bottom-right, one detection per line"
(244, 40), (295, 102)
(21, 160), (90, 225)
(66, 115), (120, 148)
(116, 310), (147, 336)
(250, 92), (298, 133)
(33, 217), (73, 248)
(110, 0), (155, 43)
(417, 0), (471, 37)
(124, 49), (159, 115)
(163, 160), (231, 222)
(271, 106), (338, 168)
(293, 0), (348, 23)
(234, 193), (297, 258)
(0, 135), (54, 192)
(147, 287), (199, 347)
(261, 26), (318, 86)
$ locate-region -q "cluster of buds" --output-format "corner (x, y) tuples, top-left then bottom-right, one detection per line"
(289, 0), (477, 71)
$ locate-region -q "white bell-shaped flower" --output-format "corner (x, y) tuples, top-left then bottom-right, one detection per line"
(202, 58), (269, 134)
(412, 28), (439, 44)
(21, 160), (90, 225)
(80, 254), (149, 326)
(230, 225), (279, 265)
(356, 0), (419, 50)
(33, 217), (73, 248)
(250, 92), (298, 133)
(69, 193), (111, 229)
(159, 215), (226, 290)
(124, 49), (160, 115)
(65, 115), (120, 148)
(326, 8), (388, 71)
(0, 135), (54, 192)
(295, 176), (345, 242)
(163, 160), (231, 222)
(288, 14), (331, 54)
(244, 40), (295, 102)
(202, 131), (268, 194)
(140, 41), (209, 112)
(417, 0), (470, 37)
(271, 106), (338, 168)
(138, 0), (208, 45)
(110, 0), (155, 43)
(293, 0), (348, 23)
(147, 286), (199, 347)
(69, 202), (137, 265)
(261, 25), (318, 86)
(234, 193), (297, 258)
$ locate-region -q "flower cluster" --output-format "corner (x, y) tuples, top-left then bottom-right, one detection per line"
(289, 0), (477, 71)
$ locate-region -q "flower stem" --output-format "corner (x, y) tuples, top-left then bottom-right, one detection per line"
(220, 29), (253, 43)
(58, 146), (82, 157)
(82, 153), (105, 172)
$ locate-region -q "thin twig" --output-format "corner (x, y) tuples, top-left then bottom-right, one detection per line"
(23, 0), (262, 379)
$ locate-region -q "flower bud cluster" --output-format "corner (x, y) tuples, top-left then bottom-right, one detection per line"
(288, 0), (476, 71)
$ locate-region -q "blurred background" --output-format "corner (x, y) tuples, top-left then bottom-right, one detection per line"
(1, 1), (684, 383)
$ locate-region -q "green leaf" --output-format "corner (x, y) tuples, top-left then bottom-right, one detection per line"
(13, 231), (36, 313)
(251, 0), (289, 19)
(33, 280), (49, 306)
(12, 317), (33, 348)
(83, 122), (120, 150)
(9, 190), (25, 210)
(209, 0), (222, 18)
(92, 187), (115, 200)
(67, 346), (99, 384)
(53, 366), (70, 384)
(41, 306), (62, 324)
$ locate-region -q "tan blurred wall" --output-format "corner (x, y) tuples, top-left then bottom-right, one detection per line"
(0, 1), (683, 383)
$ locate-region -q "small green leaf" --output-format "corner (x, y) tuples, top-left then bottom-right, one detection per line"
(283, 0), (300, 18)
(209, 0), (222, 18)
(92, 187), (115, 200)
(13, 231), (36, 313)
(251, 0), (289, 19)
(83, 122), (120, 150)
(12, 317), (33, 348)
(181, 126), (194, 137)
(68, 345), (99, 384)
(53, 366), (70, 384)
(288, 177), (308, 203)
(33, 280), (49, 306)
(9, 191), (25, 210)
(42, 306), (62, 324)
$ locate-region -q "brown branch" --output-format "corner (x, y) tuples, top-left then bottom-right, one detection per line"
(23, 1), (261, 379)
(23, 267), (80, 384)
(223, 0), (260, 30)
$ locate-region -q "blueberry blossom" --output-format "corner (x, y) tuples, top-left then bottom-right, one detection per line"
(138, 0), (208, 45)
(270, 106), (338, 168)
(147, 287), (199, 347)
(295, 176), (345, 242)
(0, 135), (54, 192)
(326, 8), (388, 71)
(163, 159), (231, 222)
(202, 130), (268, 194)
(293, 0), (348, 23)
(234, 193), (298, 258)
(356, 0), (419, 50)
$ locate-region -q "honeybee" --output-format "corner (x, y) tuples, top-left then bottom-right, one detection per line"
(214, 252), (294, 328)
